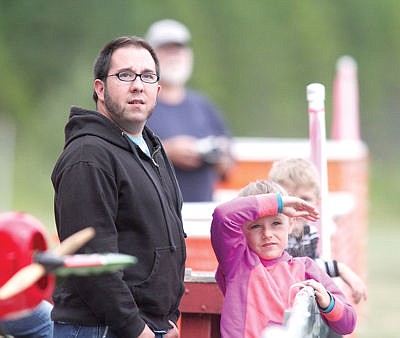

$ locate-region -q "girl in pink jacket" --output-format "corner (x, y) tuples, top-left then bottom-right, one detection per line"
(210, 181), (356, 338)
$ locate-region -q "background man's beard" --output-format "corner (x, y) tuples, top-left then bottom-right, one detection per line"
(160, 62), (193, 86)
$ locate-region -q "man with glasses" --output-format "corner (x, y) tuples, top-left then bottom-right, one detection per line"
(146, 19), (235, 202)
(51, 36), (185, 338)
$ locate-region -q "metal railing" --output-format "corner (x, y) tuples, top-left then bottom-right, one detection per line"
(262, 286), (328, 338)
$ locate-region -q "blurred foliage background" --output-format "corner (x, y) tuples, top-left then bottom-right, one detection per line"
(0, 1), (399, 336)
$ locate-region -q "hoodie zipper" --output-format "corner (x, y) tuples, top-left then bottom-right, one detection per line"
(123, 132), (178, 251)
(150, 147), (160, 168)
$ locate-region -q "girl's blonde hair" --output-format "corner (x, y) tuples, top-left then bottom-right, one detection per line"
(238, 179), (287, 197)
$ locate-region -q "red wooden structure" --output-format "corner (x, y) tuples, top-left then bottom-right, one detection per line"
(180, 270), (223, 338)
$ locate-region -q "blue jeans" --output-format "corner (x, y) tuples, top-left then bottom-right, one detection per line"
(53, 323), (118, 338)
(53, 323), (169, 338)
(0, 300), (53, 338)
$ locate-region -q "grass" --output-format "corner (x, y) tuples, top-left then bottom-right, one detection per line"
(356, 162), (400, 337)
(357, 223), (400, 337)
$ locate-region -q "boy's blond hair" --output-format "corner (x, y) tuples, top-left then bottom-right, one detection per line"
(268, 158), (321, 201)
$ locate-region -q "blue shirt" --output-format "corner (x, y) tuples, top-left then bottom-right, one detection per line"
(147, 89), (230, 202)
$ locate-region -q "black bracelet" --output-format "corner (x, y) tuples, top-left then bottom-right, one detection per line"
(325, 260), (339, 277)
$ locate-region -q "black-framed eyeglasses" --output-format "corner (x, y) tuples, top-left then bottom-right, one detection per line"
(107, 70), (159, 84)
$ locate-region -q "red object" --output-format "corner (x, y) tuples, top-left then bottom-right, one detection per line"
(185, 238), (218, 271)
(0, 212), (55, 319)
(180, 273), (223, 338)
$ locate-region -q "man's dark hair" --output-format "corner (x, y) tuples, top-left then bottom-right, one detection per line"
(92, 36), (160, 103)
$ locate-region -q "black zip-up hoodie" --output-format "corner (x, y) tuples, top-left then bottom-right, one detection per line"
(51, 107), (186, 337)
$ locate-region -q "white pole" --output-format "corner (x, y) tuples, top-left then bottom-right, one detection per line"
(306, 84), (331, 259)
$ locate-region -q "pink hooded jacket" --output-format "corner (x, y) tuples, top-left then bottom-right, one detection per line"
(211, 194), (356, 338)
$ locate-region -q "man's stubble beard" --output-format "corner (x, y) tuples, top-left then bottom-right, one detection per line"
(104, 86), (156, 127)
(104, 86), (124, 121)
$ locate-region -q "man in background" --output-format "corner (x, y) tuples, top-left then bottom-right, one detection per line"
(145, 19), (235, 202)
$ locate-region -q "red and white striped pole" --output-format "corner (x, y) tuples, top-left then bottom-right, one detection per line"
(307, 83), (331, 259)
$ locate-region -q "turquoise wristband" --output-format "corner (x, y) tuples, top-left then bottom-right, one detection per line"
(320, 291), (335, 313)
(277, 193), (283, 213)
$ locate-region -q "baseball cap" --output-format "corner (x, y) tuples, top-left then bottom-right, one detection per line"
(145, 19), (191, 48)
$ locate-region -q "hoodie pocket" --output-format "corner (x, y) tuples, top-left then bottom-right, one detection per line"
(130, 246), (184, 315)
